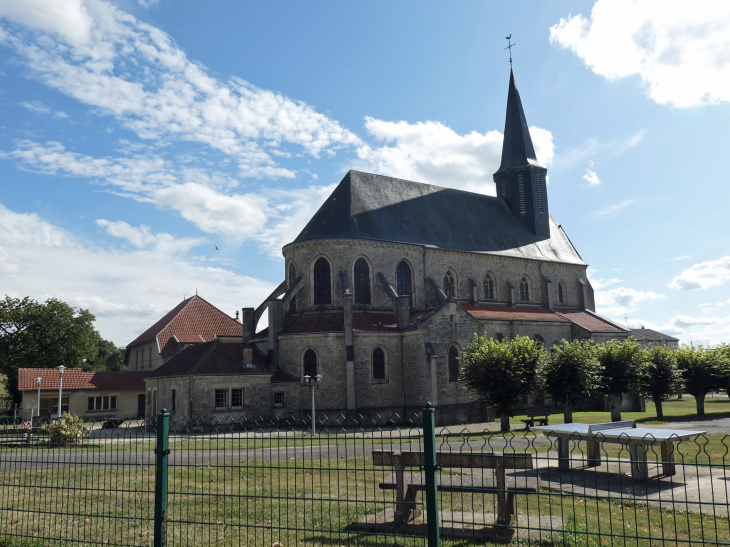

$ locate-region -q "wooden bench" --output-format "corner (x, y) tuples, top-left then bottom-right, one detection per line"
(520, 407), (553, 429)
(373, 450), (539, 526)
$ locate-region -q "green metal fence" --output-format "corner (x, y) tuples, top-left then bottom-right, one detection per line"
(1, 406), (730, 546)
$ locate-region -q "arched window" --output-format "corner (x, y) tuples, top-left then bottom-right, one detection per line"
(396, 261), (412, 305)
(483, 273), (494, 300)
(372, 347), (386, 381)
(354, 257), (371, 305)
(303, 349), (318, 378)
(558, 283), (564, 304)
(313, 257), (331, 305)
(289, 262), (297, 311)
(519, 276), (530, 301)
(444, 270), (455, 298)
(448, 345), (459, 382)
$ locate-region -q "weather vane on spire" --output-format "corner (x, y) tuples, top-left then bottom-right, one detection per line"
(505, 34), (515, 69)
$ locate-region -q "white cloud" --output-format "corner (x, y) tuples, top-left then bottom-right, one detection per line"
(583, 168), (600, 185)
(95, 219), (206, 254)
(0, 0), (361, 177)
(670, 255), (692, 262)
(595, 199), (636, 215)
(595, 286), (665, 316)
(669, 255), (730, 290)
(550, 0), (730, 107)
(627, 314), (730, 346)
(354, 118), (554, 194)
(588, 277), (621, 290)
(0, 202), (275, 344)
(19, 100), (50, 114)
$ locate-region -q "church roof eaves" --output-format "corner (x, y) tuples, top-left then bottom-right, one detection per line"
(288, 170), (585, 265)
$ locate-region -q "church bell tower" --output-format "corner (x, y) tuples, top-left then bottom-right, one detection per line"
(493, 70), (549, 238)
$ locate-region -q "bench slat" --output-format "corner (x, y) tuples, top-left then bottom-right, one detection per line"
(379, 472), (539, 493)
(372, 450), (533, 470)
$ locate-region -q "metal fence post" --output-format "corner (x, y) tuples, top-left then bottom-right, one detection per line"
(154, 408), (170, 547)
(422, 402), (440, 547)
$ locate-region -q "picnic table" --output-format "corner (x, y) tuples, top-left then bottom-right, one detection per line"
(373, 450), (539, 526)
(532, 421), (706, 480)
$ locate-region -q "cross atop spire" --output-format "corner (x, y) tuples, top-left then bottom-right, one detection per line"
(505, 34), (515, 69)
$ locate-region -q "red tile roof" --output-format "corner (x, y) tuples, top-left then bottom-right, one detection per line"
(555, 309), (627, 333)
(18, 369), (149, 391)
(148, 341), (269, 378)
(256, 308), (437, 336)
(462, 304), (570, 322)
(126, 295), (242, 360)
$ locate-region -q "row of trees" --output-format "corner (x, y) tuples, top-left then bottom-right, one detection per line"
(461, 335), (729, 431)
(0, 295), (126, 399)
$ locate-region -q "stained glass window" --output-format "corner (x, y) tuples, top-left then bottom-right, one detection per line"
(372, 347), (385, 380)
(354, 258), (371, 305)
(396, 261), (412, 305)
(444, 271), (455, 298)
(484, 273), (494, 300)
(448, 346), (459, 382)
(313, 258), (331, 305)
(303, 349), (318, 378)
(519, 276), (529, 301)
(558, 283), (564, 304)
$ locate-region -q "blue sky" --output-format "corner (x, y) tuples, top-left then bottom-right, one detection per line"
(0, 0), (729, 346)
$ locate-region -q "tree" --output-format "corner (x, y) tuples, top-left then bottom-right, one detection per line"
(640, 345), (681, 419)
(595, 338), (647, 422)
(540, 339), (601, 424)
(715, 344), (730, 398)
(82, 339), (126, 372)
(676, 345), (724, 416)
(461, 335), (545, 432)
(0, 296), (99, 399)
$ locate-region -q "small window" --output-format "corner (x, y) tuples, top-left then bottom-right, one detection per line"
(396, 261), (412, 306)
(289, 263), (297, 312)
(303, 349), (318, 378)
(519, 276), (530, 301)
(444, 270), (455, 298)
(87, 398), (94, 411)
(495, 333), (504, 342)
(274, 392), (284, 407)
(518, 174), (526, 214)
(215, 389), (227, 410)
(171, 389), (176, 411)
(483, 273), (494, 300)
(313, 257), (332, 305)
(354, 257), (371, 305)
(148, 347), (152, 368)
(231, 388), (243, 410)
(448, 346), (459, 382)
(558, 283), (564, 304)
(372, 347), (386, 381)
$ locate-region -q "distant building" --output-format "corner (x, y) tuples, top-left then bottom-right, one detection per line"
(124, 294), (242, 371)
(19, 368), (149, 421)
(630, 327), (680, 349)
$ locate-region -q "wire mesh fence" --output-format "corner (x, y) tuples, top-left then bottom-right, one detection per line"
(0, 408), (729, 546)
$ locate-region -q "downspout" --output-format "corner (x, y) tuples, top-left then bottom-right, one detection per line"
(401, 334), (406, 424)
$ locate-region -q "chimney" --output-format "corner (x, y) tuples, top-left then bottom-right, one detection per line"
(241, 307), (255, 339)
(396, 295), (410, 330)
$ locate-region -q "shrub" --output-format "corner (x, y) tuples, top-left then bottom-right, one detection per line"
(46, 412), (89, 446)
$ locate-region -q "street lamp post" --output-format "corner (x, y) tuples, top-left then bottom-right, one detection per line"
(36, 377), (42, 425)
(303, 374), (322, 435)
(56, 365), (65, 419)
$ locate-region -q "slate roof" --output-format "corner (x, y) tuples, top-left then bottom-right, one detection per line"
(125, 295), (242, 361)
(554, 309), (628, 334)
(462, 304), (570, 323)
(496, 70), (544, 173)
(629, 328), (679, 342)
(147, 341), (268, 378)
(18, 369), (149, 391)
(289, 170), (584, 264)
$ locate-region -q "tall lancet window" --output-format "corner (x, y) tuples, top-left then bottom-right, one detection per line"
(313, 257), (332, 305)
(289, 262), (297, 311)
(519, 276), (530, 301)
(354, 258), (371, 305)
(483, 273), (494, 300)
(396, 261), (412, 306)
(444, 271), (455, 299)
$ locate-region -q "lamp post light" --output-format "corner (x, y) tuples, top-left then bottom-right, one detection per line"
(56, 365), (65, 419)
(303, 374), (322, 435)
(36, 377), (42, 425)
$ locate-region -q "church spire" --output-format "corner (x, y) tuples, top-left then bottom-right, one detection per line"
(493, 69), (550, 239)
(497, 69), (541, 172)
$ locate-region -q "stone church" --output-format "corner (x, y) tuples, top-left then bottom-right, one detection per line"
(144, 70), (628, 425)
